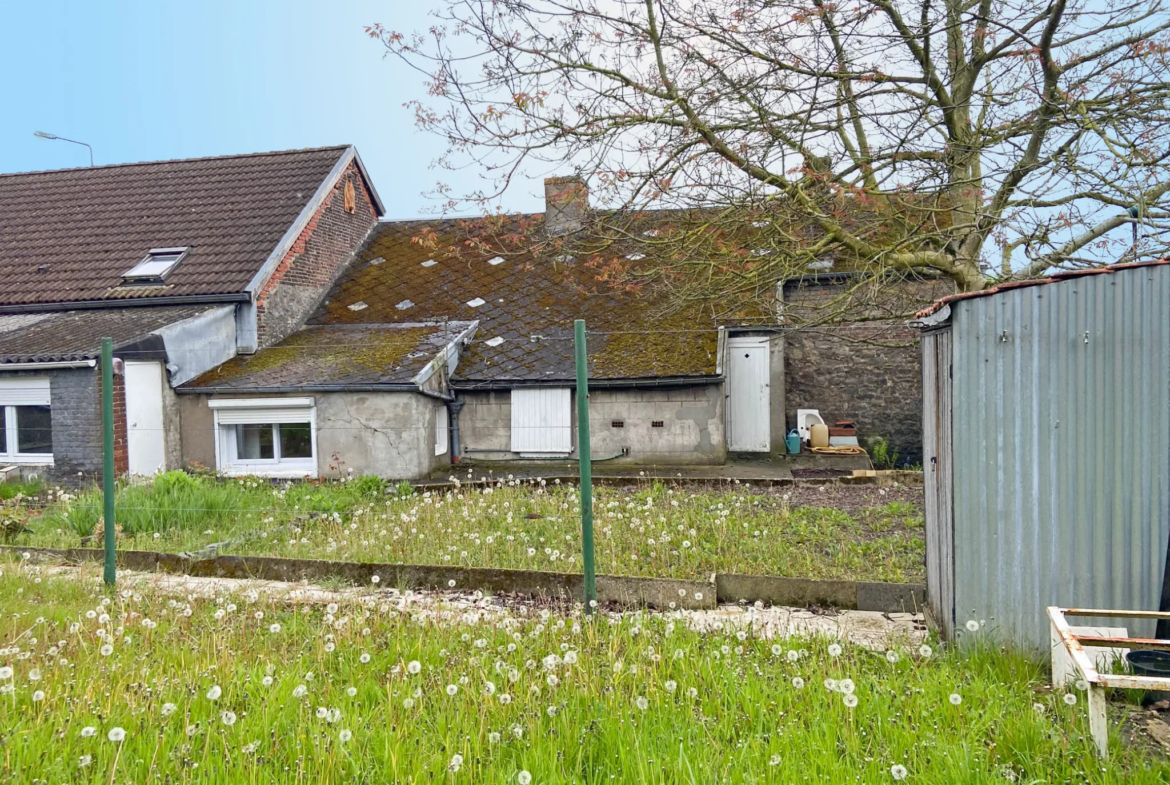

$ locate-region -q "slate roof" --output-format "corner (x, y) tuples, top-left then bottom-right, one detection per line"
(181, 323), (474, 391)
(0, 305), (218, 363)
(0, 146), (356, 307)
(308, 219), (778, 385)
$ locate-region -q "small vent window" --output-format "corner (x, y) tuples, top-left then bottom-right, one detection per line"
(651, 420), (664, 428)
(123, 247), (188, 284)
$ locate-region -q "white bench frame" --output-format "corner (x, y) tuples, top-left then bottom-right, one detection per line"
(1048, 605), (1170, 758)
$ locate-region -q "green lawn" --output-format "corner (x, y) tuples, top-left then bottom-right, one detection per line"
(6, 471), (926, 583)
(0, 556), (1162, 783)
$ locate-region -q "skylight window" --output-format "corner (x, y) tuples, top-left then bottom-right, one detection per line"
(123, 247), (188, 284)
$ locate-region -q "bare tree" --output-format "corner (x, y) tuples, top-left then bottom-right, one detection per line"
(370, 0), (1170, 294)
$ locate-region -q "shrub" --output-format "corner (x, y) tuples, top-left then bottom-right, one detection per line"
(868, 437), (899, 470)
(350, 474), (388, 498)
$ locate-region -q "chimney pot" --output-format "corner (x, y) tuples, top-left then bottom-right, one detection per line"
(544, 176), (589, 236)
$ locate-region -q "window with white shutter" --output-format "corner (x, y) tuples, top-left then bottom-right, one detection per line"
(210, 398), (317, 477)
(510, 388), (572, 455)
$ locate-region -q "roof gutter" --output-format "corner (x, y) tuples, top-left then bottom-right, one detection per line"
(0, 360), (97, 370)
(0, 292), (249, 315)
(453, 375), (723, 391)
(175, 384), (421, 395)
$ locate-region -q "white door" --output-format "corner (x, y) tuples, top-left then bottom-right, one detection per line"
(125, 361), (167, 475)
(511, 388), (572, 455)
(727, 336), (770, 452)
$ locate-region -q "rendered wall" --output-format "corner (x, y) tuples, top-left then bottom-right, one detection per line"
(178, 391), (449, 480)
(457, 384), (726, 465)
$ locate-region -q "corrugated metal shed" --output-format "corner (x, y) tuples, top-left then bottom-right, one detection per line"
(923, 263), (1170, 649)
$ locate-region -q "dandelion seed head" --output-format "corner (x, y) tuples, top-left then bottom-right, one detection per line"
(107, 727), (126, 743)
(949, 693), (962, 705)
(890, 764), (908, 780)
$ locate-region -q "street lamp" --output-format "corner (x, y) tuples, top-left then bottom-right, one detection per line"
(33, 131), (94, 167)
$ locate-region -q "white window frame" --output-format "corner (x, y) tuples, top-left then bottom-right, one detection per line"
(435, 406), (449, 456)
(209, 397), (317, 478)
(0, 378), (53, 464)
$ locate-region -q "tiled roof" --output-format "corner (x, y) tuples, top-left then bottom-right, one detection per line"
(0, 146), (353, 306)
(914, 259), (1170, 319)
(181, 323), (473, 391)
(0, 305), (218, 363)
(310, 219), (778, 384)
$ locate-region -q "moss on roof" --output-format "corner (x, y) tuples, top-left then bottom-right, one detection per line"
(309, 219), (774, 382)
(184, 325), (448, 389)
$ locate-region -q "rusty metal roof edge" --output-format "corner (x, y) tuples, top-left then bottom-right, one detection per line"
(914, 259), (1170, 320)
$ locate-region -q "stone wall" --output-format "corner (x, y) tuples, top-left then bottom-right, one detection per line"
(254, 162), (379, 349)
(782, 277), (953, 465)
(457, 384), (726, 466)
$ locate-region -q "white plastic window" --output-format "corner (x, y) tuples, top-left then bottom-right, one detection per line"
(0, 379), (53, 463)
(211, 399), (316, 477)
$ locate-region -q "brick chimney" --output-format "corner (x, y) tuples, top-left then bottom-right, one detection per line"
(544, 176), (589, 235)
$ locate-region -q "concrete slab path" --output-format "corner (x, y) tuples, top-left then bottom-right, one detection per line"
(32, 562), (925, 651)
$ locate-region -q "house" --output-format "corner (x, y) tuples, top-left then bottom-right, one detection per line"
(917, 260), (1170, 648)
(177, 178), (943, 478)
(1, 146), (945, 484)
(178, 179), (786, 475)
(0, 145), (385, 482)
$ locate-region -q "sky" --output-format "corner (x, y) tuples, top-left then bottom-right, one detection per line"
(0, 0), (545, 217)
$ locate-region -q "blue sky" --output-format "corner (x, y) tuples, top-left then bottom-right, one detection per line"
(0, 0), (544, 217)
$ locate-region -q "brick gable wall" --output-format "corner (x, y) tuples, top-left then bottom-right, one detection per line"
(254, 162), (379, 348)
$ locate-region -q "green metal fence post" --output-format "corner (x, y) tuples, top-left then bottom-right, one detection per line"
(574, 320), (596, 614)
(101, 337), (116, 587)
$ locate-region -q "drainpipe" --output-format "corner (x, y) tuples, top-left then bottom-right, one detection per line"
(446, 398), (465, 462)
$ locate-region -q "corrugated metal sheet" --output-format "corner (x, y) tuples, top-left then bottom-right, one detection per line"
(948, 264), (1170, 649)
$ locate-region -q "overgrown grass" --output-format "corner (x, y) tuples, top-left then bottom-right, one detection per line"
(18, 473), (925, 582)
(0, 477), (44, 500)
(0, 557), (1162, 783)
